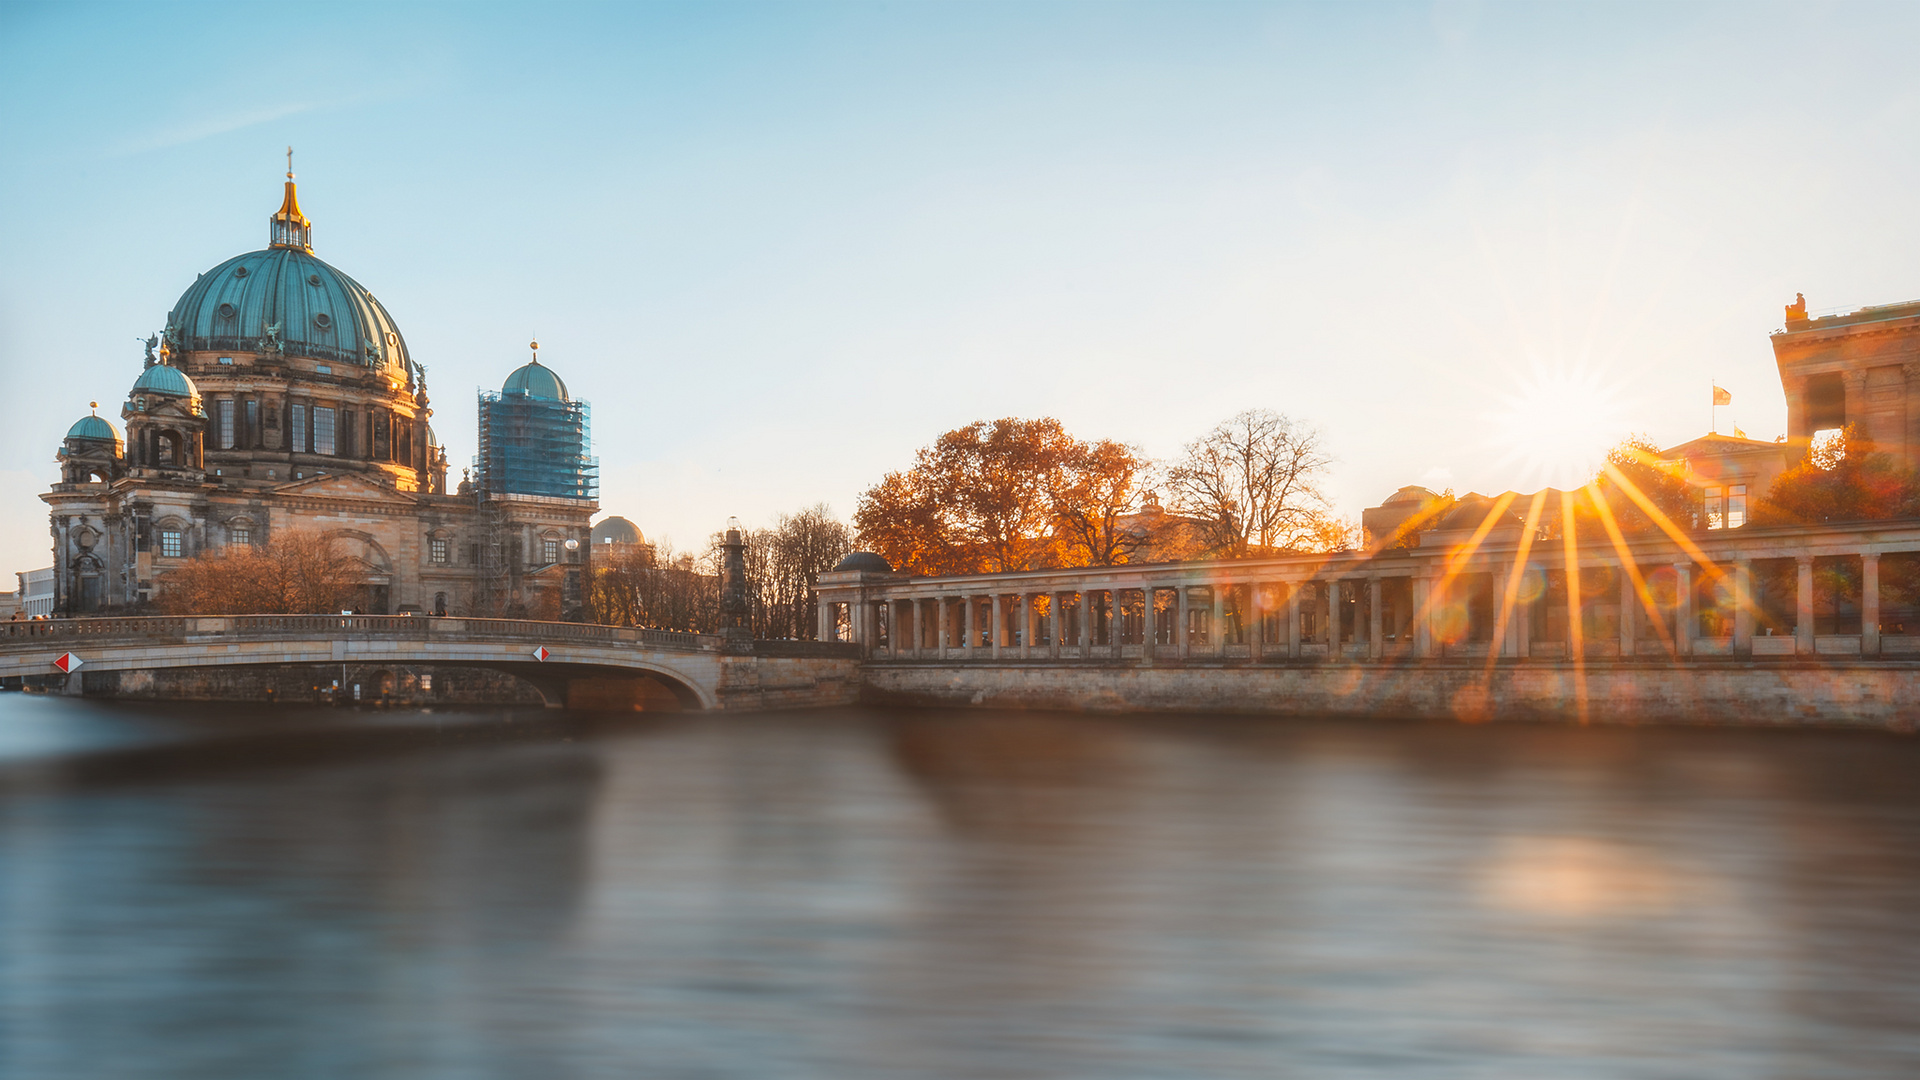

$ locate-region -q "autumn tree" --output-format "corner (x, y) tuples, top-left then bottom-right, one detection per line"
(1754, 425), (1920, 525)
(857, 418), (1076, 574)
(159, 530), (358, 614)
(1165, 409), (1332, 558)
(1578, 434), (1698, 538)
(1049, 438), (1156, 566)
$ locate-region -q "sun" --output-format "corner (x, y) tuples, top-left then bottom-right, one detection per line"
(1482, 361), (1632, 491)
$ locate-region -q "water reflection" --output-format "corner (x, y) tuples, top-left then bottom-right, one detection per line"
(2, 699), (1918, 1078)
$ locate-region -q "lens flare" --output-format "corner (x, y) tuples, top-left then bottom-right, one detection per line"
(1483, 361), (1631, 490)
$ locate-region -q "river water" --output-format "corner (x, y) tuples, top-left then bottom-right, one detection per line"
(1, 695), (1917, 1079)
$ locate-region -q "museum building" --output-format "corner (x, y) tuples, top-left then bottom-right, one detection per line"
(41, 172), (598, 617)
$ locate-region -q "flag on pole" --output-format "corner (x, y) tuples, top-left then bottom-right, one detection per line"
(1712, 385), (1732, 406)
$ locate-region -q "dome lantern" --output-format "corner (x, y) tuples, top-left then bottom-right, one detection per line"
(269, 147), (313, 254)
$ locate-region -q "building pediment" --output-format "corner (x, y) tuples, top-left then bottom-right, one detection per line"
(273, 472), (417, 505)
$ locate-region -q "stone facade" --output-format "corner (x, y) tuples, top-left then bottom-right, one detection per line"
(1776, 294), (1920, 465)
(39, 177), (596, 617)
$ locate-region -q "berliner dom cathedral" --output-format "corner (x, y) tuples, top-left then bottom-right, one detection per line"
(41, 167), (598, 617)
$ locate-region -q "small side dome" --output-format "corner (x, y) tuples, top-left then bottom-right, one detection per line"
(833, 551), (893, 573)
(592, 515), (643, 546)
(426, 424), (440, 448)
(131, 364), (200, 399)
(1384, 485), (1441, 505)
(66, 414), (122, 443)
(503, 359), (569, 402)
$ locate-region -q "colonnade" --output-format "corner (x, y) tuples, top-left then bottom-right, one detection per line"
(816, 528), (1920, 664)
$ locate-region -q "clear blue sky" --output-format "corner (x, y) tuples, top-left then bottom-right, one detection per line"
(5, 1), (1920, 575)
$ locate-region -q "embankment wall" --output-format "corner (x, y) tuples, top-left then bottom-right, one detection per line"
(859, 661), (1920, 729)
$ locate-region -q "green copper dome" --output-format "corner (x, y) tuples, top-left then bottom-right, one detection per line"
(131, 363), (199, 398)
(503, 359), (569, 401)
(163, 180), (411, 380)
(66, 414), (122, 443)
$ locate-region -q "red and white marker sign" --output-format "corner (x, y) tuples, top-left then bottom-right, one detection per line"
(531, 646), (551, 662)
(53, 652), (83, 673)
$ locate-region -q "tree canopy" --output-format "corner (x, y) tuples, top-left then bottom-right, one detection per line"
(1754, 426), (1920, 525)
(159, 531), (357, 614)
(854, 418), (1158, 575)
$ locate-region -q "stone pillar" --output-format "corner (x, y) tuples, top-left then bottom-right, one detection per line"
(991, 594), (1003, 659)
(1329, 579), (1344, 653)
(963, 595), (976, 654)
(1176, 586), (1190, 660)
(1843, 370), (1871, 446)
(817, 597), (832, 642)
(1412, 576), (1431, 658)
(1244, 584), (1259, 653)
(1618, 564), (1636, 656)
(1732, 561), (1753, 655)
(1905, 363), (1920, 469)
(1287, 582), (1303, 658)
(1514, 572), (1532, 659)
(907, 599), (921, 657)
(1212, 585), (1226, 655)
(1864, 553), (1882, 656)
(1672, 564), (1692, 656)
(1567, 565), (1583, 657)
(1075, 591), (1090, 654)
(1105, 588), (1118, 656)
(1369, 577), (1384, 661)
(1796, 556), (1815, 654)
(1142, 586), (1157, 666)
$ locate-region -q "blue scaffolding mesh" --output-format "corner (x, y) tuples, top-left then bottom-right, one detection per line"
(474, 389), (598, 500)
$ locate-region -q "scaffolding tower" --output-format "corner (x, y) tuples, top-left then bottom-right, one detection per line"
(474, 391), (598, 501)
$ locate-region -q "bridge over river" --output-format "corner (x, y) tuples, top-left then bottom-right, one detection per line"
(0, 615), (860, 712)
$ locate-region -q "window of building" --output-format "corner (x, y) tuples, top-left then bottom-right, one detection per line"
(231, 526), (251, 547)
(292, 404), (307, 454)
(1705, 486), (1724, 530)
(217, 399), (235, 449)
(315, 364), (331, 375)
(1727, 484), (1748, 529)
(543, 538), (559, 564)
(245, 400), (258, 448)
(431, 538), (449, 564)
(313, 406), (335, 456)
(217, 356), (234, 365)
(373, 411), (391, 460)
(159, 529), (182, 558)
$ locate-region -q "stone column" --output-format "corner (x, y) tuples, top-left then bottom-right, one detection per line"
(1287, 582), (1303, 658)
(1249, 584), (1265, 656)
(1411, 576), (1431, 658)
(1142, 586), (1157, 666)
(1076, 591), (1090, 655)
(908, 599), (921, 657)
(1369, 577), (1384, 661)
(1212, 585), (1226, 655)
(1732, 561), (1753, 655)
(1843, 370), (1871, 446)
(1618, 564), (1636, 656)
(1167, 584), (1182, 661)
(991, 594), (1003, 659)
(1673, 564), (1692, 657)
(1514, 573), (1532, 659)
(1329, 579), (1344, 653)
(1905, 363), (1920, 469)
(963, 595), (976, 655)
(1567, 566), (1583, 657)
(817, 597), (832, 642)
(1864, 553), (1882, 656)
(1796, 556), (1815, 654)
(1105, 588), (1118, 656)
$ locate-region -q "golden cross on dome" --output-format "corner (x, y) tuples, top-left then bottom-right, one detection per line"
(286, 145), (294, 181)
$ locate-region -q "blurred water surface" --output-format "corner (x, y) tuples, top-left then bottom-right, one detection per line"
(2, 694), (1918, 1079)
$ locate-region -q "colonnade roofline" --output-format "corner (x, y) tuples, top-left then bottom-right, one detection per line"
(819, 516), (1920, 596)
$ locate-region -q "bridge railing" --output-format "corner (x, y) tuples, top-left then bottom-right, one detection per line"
(0, 615), (720, 652)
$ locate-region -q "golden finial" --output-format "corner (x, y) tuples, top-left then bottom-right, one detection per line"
(530, 338), (540, 363)
(286, 145), (294, 181)
(89, 401), (99, 413)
